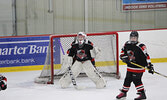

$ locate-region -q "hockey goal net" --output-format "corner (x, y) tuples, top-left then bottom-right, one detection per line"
(35, 32), (120, 84)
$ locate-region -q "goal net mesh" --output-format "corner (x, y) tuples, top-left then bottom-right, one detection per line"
(35, 32), (119, 84)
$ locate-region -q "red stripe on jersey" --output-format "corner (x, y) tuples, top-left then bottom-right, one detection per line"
(120, 54), (125, 57)
(120, 50), (125, 57)
(4, 77), (7, 82)
(140, 45), (151, 61)
(1, 77), (7, 82)
(141, 46), (146, 51)
(91, 58), (95, 62)
(121, 50), (124, 53)
(127, 68), (145, 73)
(147, 56), (150, 59)
(67, 50), (69, 54)
(91, 42), (93, 46)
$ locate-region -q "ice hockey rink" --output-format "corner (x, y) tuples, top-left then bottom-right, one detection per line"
(1, 0), (167, 100)
(0, 62), (167, 100)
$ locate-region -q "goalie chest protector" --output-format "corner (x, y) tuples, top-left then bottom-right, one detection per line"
(68, 40), (93, 62)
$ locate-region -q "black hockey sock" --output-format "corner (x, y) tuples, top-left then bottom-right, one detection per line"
(122, 89), (128, 93)
(138, 89), (145, 93)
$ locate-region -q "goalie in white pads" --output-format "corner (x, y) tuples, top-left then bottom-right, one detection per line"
(59, 32), (106, 89)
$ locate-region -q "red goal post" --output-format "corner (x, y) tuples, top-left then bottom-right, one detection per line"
(35, 32), (120, 84)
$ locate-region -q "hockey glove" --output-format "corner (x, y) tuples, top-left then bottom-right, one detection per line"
(120, 55), (129, 64)
(147, 63), (154, 74)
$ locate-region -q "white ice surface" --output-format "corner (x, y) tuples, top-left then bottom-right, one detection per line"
(1, 63), (167, 100)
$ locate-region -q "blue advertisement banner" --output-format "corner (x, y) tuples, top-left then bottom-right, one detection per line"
(122, 0), (167, 11)
(0, 36), (60, 68)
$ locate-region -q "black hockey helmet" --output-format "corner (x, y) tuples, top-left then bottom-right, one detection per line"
(130, 31), (139, 38)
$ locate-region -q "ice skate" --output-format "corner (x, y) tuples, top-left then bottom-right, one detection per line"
(134, 91), (146, 100)
(116, 90), (127, 99)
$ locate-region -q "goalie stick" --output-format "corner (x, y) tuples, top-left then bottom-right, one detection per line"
(58, 39), (86, 90)
(67, 66), (86, 90)
(130, 62), (167, 78)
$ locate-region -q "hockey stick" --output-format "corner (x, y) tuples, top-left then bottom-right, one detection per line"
(67, 66), (86, 90)
(130, 62), (167, 78)
(58, 39), (86, 90)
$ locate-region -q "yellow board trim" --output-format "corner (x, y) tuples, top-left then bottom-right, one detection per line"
(0, 58), (167, 73)
(95, 61), (115, 67)
(0, 65), (44, 73)
(119, 58), (167, 65)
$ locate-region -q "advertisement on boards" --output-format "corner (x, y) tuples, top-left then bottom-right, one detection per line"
(122, 0), (167, 11)
(0, 36), (60, 70)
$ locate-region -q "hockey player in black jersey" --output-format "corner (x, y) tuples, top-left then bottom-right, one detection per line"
(59, 32), (106, 89)
(116, 31), (154, 100)
(0, 74), (7, 91)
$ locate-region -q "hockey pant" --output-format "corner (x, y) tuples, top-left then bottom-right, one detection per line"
(122, 71), (144, 92)
(59, 60), (106, 89)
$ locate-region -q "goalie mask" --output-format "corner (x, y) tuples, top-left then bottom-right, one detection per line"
(77, 32), (87, 46)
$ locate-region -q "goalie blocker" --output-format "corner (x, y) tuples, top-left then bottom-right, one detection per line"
(59, 32), (106, 89)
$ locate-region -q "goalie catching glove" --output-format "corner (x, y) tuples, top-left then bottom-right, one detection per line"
(147, 62), (154, 74)
(90, 46), (101, 59)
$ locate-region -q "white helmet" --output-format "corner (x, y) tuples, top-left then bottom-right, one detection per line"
(77, 32), (87, 45)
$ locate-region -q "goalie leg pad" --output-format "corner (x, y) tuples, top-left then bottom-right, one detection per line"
(71, 61), (83, 77)
(95, 77), (106, 89)
(59, 61), (83, 88)
(59, 72), (71, 88)
(82, 60), (106, 89)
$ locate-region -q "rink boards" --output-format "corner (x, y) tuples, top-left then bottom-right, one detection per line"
(0, 34), (117, 72)
(0, 28), (167, 72)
